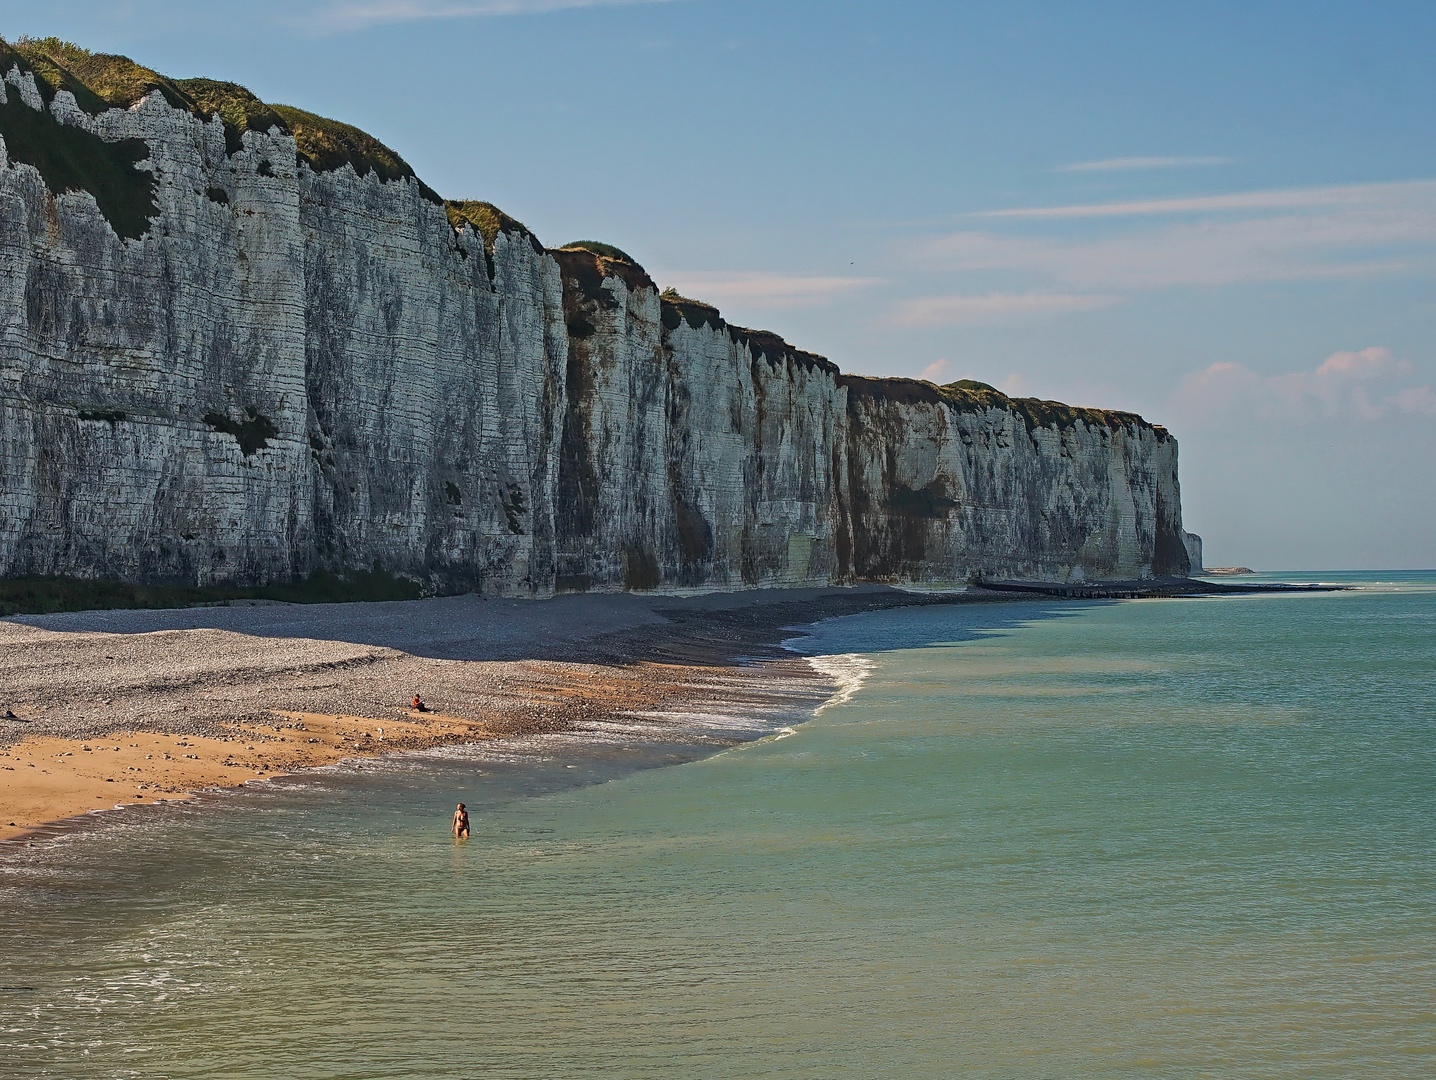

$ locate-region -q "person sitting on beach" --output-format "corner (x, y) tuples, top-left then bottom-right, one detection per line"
(412, 694), (428, 712)
(452, 802), (470, 839)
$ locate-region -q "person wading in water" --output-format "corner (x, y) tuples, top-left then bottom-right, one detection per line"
(452, 802), (470, 839)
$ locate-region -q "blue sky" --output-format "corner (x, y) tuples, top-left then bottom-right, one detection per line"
(7, 0), (1435, 569)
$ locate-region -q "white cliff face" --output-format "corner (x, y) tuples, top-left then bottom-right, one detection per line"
(1183, 531), (1204, 573)
(0, 75), (311, 585)
(840, 380), (1187, 584)
(553, 260), (849, 592)
(0, 76), (1189, 594)
(299, 167), (565, 594)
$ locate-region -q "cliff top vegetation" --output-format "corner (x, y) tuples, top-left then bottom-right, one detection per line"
(446, 200), (544, 280)
(840, 374), (1161, 437)
(0, 37), (436, 197)
(657, 289), (835, 374)
(559, 241), (639, 265)
(660, 288), (723, 331)
(447, 200), (539, 254)
(553, 244), (656, 302)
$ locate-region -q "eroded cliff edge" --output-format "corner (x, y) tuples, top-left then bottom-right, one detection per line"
(0, 40), (1190, 596)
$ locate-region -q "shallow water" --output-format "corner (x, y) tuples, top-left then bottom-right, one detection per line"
(3, 572), (1434, 1078)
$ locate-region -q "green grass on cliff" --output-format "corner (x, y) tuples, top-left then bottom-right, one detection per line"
(269, 103), (440, 200)
(935, 380), (1153, 435)
(173, 77), (290, 152)
(1, 37), (438, 201)
(3, 35), (519, 246)
(838, 374), (1159, 436)
(0, 565), (424, 617)
(559, 241), (639, 265)
(3, 37), (182, 114)
(445, 200), (543, 280)
(445, 200), (538, 254)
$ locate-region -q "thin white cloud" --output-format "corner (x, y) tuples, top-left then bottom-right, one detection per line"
(661, 272), (882, 310)
(1055, 156), (1231, 173)
(979, 179), (1436, 220)
(1391, 385), (1436, 417)
(888, 292), (1121, 328)
(1174, 347), (1432, 426)
(909, 180), (1436, 290)
(920, 358), (950, 381)
(320, 0), (668, 29)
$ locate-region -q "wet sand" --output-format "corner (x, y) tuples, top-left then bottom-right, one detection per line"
(1, 585), (972, 844)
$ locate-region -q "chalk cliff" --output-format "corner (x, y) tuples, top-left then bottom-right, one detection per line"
(0, 40), (1190, 596)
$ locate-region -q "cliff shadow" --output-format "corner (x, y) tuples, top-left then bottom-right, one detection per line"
(0, 586), (1084, 666)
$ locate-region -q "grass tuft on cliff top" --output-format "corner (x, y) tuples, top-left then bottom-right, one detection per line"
(6, 37), (182, 114)
(173, 77), (289, 152)
(559, 241), (640, 266)
(937, 380), (1149, 432)
(445, 200), (538, 254)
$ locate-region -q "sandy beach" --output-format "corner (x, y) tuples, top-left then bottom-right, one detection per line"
(1, 585), (967, 844)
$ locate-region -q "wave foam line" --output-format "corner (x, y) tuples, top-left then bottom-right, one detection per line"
(807, 653), (875, 711)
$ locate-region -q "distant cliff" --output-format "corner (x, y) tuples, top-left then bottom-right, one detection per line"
(0, 39), (1190, 595)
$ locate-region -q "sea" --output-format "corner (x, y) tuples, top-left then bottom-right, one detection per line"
(2, 571), (1434, 1079)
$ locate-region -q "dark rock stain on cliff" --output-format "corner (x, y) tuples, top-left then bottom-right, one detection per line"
(203, 407), (278, 456)
(500, 482), (526, 535)
(554, 254), (601, 592)
(78, 408), (125, 425)
(890, 481), (958, 519)
(0, 92), (158, 240)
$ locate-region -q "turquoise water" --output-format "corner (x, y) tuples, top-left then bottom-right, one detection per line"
(4, 573), (1435, 1078)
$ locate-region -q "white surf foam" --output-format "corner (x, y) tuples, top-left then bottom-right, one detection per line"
(806, 653), (875, 711)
